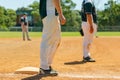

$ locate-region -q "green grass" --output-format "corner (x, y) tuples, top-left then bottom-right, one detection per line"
(0, 32), (120, 38)
(0, 32), (42, 38)
(97, 32), (120, 36)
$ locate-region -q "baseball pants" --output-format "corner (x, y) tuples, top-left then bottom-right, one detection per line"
(82, 22), (97, 58)
(40, 15), (61, 70)
(21, 23), (30, 40)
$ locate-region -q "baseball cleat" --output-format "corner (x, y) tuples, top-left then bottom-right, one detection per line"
(27, 39), (31, 41)
(39, 67), (58, 76)
(83, 56), (96, 62)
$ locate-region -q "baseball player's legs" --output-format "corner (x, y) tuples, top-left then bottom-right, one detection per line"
(93, 23), (97, 36)
(24, 26), (30, 40)
(48, 16), (61, 66)
(40, 15), (61, 70)
(82, 22), (97, 58)
(21, 25), (25, 40)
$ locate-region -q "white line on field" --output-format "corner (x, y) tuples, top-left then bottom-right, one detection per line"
(0, 73), (120, 79)
(59, 73), (120, 79)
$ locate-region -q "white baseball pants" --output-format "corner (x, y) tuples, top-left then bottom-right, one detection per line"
(40, 15), (61, 70)
(82, 22), (97, 58)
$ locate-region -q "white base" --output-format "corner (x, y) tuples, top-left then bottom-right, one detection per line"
(15, 67), (39, 75)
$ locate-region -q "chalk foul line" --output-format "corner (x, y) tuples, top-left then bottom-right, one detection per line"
(0, 73), (120, 79)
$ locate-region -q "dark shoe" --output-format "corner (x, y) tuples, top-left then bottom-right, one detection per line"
(83, 56), (96, 62)
(39, 67), (58, 76)
(49, 66), (53, 70)
(27, 39), (31, 41)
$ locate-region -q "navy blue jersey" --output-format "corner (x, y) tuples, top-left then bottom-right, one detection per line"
(81, 0), (97, 23)
(39, 0), (58, 19)
(21, 17), (28, 25)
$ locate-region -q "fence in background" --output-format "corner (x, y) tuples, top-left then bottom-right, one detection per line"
(98, 26), (120, 31)
(0, 26), (120, 32)
(9, 26), (42, 32)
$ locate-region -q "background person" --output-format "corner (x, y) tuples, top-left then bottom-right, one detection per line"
(20, 13), (31, 41)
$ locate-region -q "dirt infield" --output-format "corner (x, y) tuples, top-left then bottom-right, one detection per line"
(0, 37), (120, 80)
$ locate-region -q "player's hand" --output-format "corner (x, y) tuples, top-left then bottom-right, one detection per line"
(59, 14), (66, 25)
(89, 26), (94, 33)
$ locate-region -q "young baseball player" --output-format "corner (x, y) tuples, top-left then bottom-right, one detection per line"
(81, 0), (97, 62)
(39, 0), (66, 76)
(20, 13), (31, 41)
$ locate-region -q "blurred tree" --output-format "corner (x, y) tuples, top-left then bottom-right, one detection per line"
(0, 6), (16, 30)
(0, 6), (6, 30)
(5, 9), (16, 28)
(97, 0), (120, 31)
(61, 0), (81, 31)
(28, 1), (42, 27)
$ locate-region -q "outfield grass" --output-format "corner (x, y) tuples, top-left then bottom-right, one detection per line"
(0, 32), (120, 38)
(97, 32), (120, 36)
